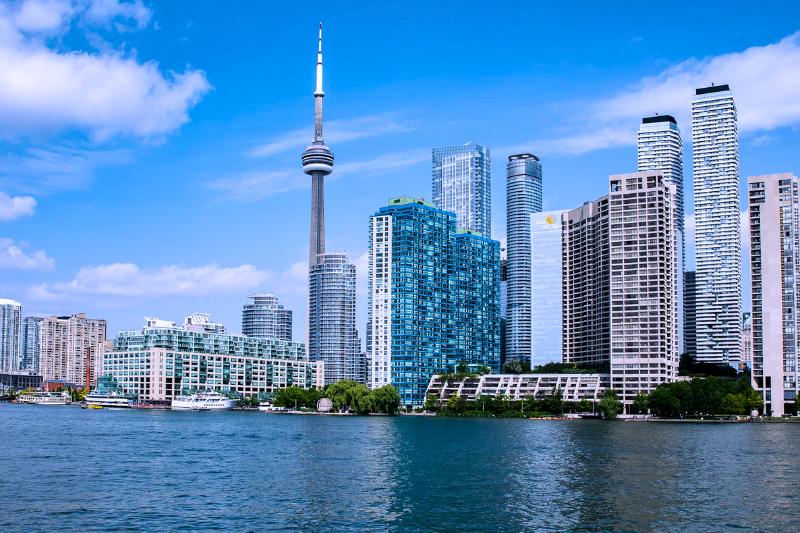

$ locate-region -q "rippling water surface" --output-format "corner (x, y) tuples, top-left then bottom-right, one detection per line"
(1, 404), (798, 531)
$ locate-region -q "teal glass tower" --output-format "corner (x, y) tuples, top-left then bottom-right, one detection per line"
(367, 197), (500, 408)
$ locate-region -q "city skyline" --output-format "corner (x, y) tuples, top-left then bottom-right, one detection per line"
(1, 2), (799, 343)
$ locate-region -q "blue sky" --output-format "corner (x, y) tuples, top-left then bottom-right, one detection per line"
(1, 0), (799, 342)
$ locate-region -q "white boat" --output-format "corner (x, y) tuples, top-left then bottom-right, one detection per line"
(84, 390), (133, 408)
(17, 391), (71, 405)
(258, 401), (287, 412)
(172, 389), (237, 411)
(84, 375), (134, 408)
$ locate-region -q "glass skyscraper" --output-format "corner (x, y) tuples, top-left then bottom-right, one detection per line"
(242, 293), (292, 341)
(309, 253), (363, 385)
(692, 84), (741, 366)
(21, 316), (44, 373)
(530, 210), (566, 368)
(432, 143), (492, 236)
(368, 197), (500, 407)
(505, 153), (543, 363)
(0, 299), (21, 373)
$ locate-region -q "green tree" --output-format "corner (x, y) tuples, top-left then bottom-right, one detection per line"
(598, 389), (622, 419)
(370, 385), (401, 415)
(649, 386), (681, 417)
(456, 360), (469, 373)
(540, 389), (564, 415)
(576, 399), (592, 413)
(631, 393), (650, 415)
(502, 360), (530, 374)
(447, 393), (466, 414)
(424, 394), (439, 412)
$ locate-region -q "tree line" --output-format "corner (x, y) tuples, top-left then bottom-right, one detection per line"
(272, 381), (402, 415)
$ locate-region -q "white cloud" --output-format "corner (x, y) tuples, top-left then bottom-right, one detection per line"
(0, 238), (53, 270)
(248, 113), (416, 158)
(33, 262), (271, 298)
(514, 31), (800, 157)
(0, 192), (36, 220)
(208, 148), (429, 202)
(14, 0), (74, 32)
(83, 0), (152, 31)
(0, 1), (210, 141)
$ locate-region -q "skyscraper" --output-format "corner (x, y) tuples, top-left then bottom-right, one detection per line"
(40, 313), (107, 386)
(531, 210), (566, 367)
(748, 173), (800, 416)
(242, 294), (292, 341)
(308, 253), (362, 385)
(692, 84), (741, 366)
(302, 23), (334, 268)
(638, 115), (684, 352)
(563, 172), (679, 406)
(21, 316), (44, 373)
(0, 299), (21, 373)
(367, 197), (500, 407)
(505, 153), (543, 363)
(432, 143), (492, 236)
(684, 271), (697, 357)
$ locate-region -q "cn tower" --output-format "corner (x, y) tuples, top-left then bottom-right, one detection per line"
(301, 23), (334, 267)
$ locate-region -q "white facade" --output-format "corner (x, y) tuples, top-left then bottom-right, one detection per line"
(638, 115), (685, 353)
(40, 313), (107, 385)
(0, 299), (21, 373)
(692, 85), (741, 365)
(368, 213), (392, 390)
(530, 210), (566, 367)
(432, 143), (492, 236)
(427, 373), (611, 403)
(748, 173), (800, 416)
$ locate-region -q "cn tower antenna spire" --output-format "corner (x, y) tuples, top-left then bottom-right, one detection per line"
(314, 22), (325, 143)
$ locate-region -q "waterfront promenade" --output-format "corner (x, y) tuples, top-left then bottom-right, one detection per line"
(1, 404), (798, 531)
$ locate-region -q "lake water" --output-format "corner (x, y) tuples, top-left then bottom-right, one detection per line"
(1, 404), (798, 531)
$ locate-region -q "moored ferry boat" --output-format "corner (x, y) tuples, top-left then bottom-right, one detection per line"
(171, 389), (237, 411)
(84, 375), (134, 408)
(17, 391), (71, 405)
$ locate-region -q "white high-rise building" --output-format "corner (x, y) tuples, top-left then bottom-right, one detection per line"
(563, 172), (679, 406)
(530, 210), (566, 367)
(748, 173), (800, 416)
(0, 299), (22, 373)
(692, 84), (741, 366)
(432, 143), (492, 236)
(40, 313), (107, 386)
(638, 115), (684, 353)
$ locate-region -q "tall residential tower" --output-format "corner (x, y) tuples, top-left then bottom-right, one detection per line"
(432, 143), (492, 236)
(505, 153), (543, 364)
(0, 299), (21, 373)
(242, 294), (292, 341)
(692, 84), (741, 365)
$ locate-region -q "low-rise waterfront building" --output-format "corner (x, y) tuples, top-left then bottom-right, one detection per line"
(0, 372), (42, 391)
(426, 373), (610, 403)
(104, 315), (323, 400)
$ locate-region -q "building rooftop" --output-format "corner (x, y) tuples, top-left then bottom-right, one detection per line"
(508, 153), (539, 162)
(695, 84), (730, 95)
(642, 115), (677, 124)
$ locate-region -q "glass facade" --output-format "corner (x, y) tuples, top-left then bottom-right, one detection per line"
(0, 299), (21, 373)
(432, 143), (492, 236)
(242, 293), (292, 341)
(308, 253), (363, 385)
(505, 154), (543, 363)
(530, 210), (566, 367)
(20, 316), (44, 373)
(368, 197), (500, 407)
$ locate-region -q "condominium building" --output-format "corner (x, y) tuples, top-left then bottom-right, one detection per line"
(426, 373), (611, 404)
(20, 316), (44, 373)
(104, 316), (322, 400)
(309, 252), (362, 384)
(367, 197), (501, 407)
(0, 299), (21, 373)
(40, 313), (107, 386)
(505, 153), (543, 363)
(748, 173), (800, 416)
(531, 210), (567, 367)
(692, 84), (741, 366)
(638, 114), (684, 352)
(432, 143), (492, 236)
(242, 293), (292, 341)
(563, 172), (679, 405)
(684, 271), (697, 357)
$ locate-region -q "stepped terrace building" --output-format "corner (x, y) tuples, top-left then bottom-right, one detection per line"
(426, 373), (610, 404)
(103, 316), (323, 401)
